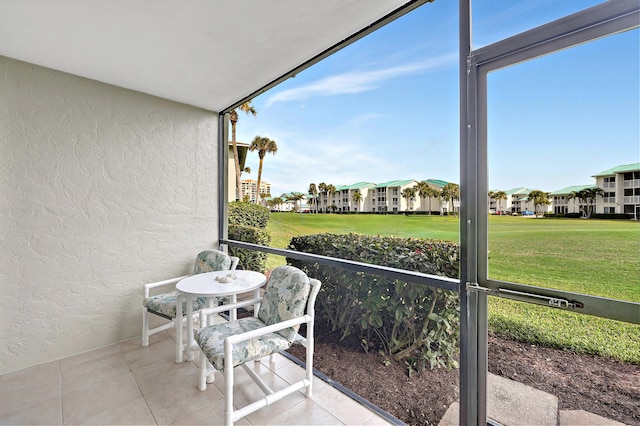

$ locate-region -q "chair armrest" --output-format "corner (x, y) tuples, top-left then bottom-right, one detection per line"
(230, 256), (240, 270)
(143, 275), (191, 298)
(225, 315), (312, 346)
(198, 297), (263, 321)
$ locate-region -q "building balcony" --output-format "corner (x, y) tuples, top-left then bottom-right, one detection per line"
(623, 179), (640, 188)
(623, 195), (640, 204)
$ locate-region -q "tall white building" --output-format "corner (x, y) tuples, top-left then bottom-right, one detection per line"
(593, 163), (640, 218)
(241, 179), (271, 203)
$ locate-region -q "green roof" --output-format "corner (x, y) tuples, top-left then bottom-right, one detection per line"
(375, 179), (416, 188)
(549, 184), (595, 195)
(345, 181), (376, 190)
(424, 179), (449, 187)
(592, 162), (640, 177)
(505, 187), (530, 195)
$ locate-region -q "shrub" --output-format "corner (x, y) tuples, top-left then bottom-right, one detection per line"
(228, 202), (271, 272)
(286, 233), (459, 373)
(590, 213), (633, 220)
(228, 201), (270, 229)
(227, 224), (270, 273)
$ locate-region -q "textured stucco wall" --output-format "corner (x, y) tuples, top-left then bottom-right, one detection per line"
(0, 56), (219, 374)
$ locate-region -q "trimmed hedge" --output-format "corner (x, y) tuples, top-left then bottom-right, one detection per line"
(228, 202), (271, 272)
(591, 213), (633, 220)
(228, 201), (270, 228)
(227, 224), (270, 273)
(286, 233), (459, 373)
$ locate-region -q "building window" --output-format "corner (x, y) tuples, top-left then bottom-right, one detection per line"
(604, 191), (615, 203)
(604, 207), (615, 214)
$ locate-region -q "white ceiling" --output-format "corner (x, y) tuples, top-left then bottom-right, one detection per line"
(0, 0), (414, 112)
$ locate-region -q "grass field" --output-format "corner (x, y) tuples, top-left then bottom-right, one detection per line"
(265, 212), (640, 363)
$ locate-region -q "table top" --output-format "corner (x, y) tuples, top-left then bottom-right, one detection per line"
(176, 270), (267, 297)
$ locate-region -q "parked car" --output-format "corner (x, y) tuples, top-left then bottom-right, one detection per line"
(522, 210), (535, 216)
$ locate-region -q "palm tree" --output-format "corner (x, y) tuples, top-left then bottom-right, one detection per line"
(527, 189), (551, 217)
(441, 183), (460, 216)
(318, 182), (327, 213)
(291, 192), (305, 213)
(401, 186), (417, 212)
(308, 183), (318, 213)
(416, 181), (431, 213)
(352, 190), (362, 213)
(417, 181), (439, 214)
(326, 184), (336, 213)
(271, 197), (283, 211)
(266, 198), (277, 211)
(229, 101), (257, 201)
(493, 190), (507, 214)
(429, 187), (441, 214)
(259, 192), (271, 206)
(569, 190), (587, 217)
(580, 187), (604, 218)
(248, 135), (277, 204)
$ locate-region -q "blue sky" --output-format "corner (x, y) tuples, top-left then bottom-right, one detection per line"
(237, 1), (639, 197)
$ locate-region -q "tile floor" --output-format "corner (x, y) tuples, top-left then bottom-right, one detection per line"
(0, 319), (397, 426)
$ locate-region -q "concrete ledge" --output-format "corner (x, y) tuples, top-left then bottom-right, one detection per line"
(488, 373), (558, 425)
(439, 373), (558, 425)
(559, 410), (625, 426)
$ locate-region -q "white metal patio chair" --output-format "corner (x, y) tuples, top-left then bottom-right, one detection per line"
(194, 265), (321, 425)
(141, 250), (239, 346)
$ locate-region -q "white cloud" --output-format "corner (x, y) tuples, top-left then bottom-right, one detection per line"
(244, 133), (397, 196)
(265, 53), (456, 107)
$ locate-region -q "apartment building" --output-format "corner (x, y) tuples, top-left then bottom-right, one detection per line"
(502, 188), (531, 213)
(241, 179), (271, 203)
(287, 163), (639, 218)
(417, 179), (448, 214)
(592, 163), (640, 218)
(311, 179), (452, 214)
(368, 180), (417, 213)
(335, 182), (376, 212)
(549, 185), (594, 215)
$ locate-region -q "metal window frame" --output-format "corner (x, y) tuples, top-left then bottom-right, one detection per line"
(218, 1), (640, 425)
(469, 0), (640, 324)
(462, 2), (640, 424)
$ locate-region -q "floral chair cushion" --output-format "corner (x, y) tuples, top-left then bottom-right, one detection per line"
(194, 317), (291, 371)
(193, 250), (232, 274)
(257, 265), (311, 342)
(143, 292), (209, 319)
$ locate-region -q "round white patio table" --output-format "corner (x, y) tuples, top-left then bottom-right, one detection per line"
(175, 270), (267, 363)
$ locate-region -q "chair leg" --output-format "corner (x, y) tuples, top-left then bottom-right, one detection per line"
(199, 350), (207, 391)
(142, 308), (149, 346)
(305, 320), (314, 397)
(225, 350), (234, 426)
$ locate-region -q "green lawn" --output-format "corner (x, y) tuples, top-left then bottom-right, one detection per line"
(265, 212), (640, 363)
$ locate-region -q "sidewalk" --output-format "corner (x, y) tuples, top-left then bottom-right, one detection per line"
(438, 373), (625, 426)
